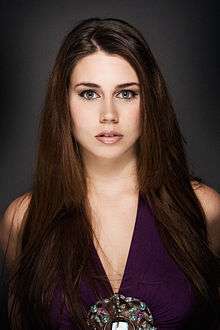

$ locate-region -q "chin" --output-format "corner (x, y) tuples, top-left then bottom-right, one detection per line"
(83, 147), (126, 160)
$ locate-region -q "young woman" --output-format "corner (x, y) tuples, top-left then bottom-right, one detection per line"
(1, 17), (220, 330)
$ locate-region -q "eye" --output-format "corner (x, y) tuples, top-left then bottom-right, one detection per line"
(78, 89), (100, 101)
(78, 89), (139, 101)
(116, 90), (139, 101)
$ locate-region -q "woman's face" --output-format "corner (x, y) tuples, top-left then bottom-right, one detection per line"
(68, 50), (141, 161)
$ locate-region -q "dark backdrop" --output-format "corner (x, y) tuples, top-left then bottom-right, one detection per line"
(0, 0), (219, 326)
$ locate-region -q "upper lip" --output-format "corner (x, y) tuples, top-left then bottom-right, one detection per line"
(95, 130), (123, 137)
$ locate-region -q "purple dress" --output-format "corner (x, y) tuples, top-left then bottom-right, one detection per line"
(50, 192), (205, 329)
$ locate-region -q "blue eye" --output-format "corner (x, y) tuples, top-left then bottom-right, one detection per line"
(78, 89), (139, 101)
(117, 90), (139, 101)
(79, 89), (99, 100)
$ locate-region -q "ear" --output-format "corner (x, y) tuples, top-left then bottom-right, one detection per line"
(191, 181), (220, 257)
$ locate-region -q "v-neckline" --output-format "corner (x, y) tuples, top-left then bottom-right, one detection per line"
(91, 191), (142, 295)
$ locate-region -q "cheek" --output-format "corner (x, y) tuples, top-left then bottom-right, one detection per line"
(69, 104), (98, 139)
(123, 106), (141, 131)
(69, 102), (89, 129)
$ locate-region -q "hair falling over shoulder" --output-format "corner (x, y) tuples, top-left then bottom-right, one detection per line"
(3, 17), (220, 329)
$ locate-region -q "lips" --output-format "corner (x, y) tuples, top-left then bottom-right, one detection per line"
(95, 130), (123, 137)
(95, 135), (123, 144)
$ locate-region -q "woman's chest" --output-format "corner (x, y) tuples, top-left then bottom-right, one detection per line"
(52, 194), (199, 329)
(90, 194), (139, 292)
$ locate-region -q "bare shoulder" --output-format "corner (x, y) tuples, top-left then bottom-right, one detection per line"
(0, 192), (32, 267)
(191, 180), (220, 256)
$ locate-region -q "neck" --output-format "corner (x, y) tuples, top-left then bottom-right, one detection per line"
(84, 152), (138, 198)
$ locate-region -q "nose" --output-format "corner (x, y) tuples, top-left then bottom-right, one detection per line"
(100, 100), (119, 123)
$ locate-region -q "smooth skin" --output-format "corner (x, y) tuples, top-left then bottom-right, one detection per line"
(68, 50), (141, 200)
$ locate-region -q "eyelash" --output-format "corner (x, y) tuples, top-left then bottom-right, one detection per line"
(78, 89), (139, 102)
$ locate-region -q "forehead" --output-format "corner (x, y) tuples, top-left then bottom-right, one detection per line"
(70, 51), (139, 84)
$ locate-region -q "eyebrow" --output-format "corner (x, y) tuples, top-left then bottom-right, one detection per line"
(73, 82), (140, 89)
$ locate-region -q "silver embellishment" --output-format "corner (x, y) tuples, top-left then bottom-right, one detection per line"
(87, 293), (157, 329)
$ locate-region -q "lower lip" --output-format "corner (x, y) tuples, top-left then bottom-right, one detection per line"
(95, 136), (123, 144)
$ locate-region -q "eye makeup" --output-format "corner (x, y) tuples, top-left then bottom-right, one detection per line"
(77, 89), (140, 101)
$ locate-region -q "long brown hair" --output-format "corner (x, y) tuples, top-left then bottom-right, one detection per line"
(4, 17), (220, 329)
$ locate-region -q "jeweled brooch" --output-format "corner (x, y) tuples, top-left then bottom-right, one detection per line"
(86, 293), (157, 329)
